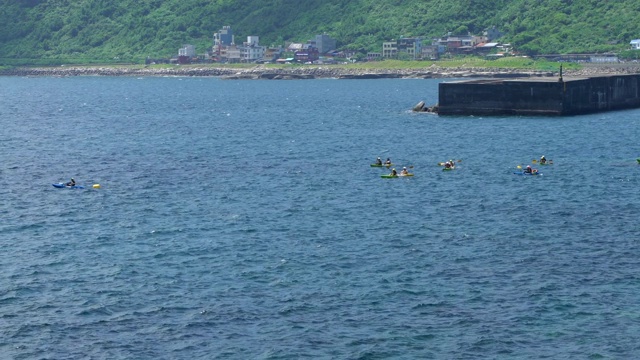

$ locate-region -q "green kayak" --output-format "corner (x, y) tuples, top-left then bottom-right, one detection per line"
(371, 163), (392, 167)
(381, 173), (414, 178)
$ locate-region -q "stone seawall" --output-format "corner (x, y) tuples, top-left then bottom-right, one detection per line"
(1, 64), (638, 79)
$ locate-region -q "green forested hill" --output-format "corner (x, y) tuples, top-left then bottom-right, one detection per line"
(1, 0), (639, 63)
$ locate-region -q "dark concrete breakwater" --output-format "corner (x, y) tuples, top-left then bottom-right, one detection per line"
(2, 64), (638, 80)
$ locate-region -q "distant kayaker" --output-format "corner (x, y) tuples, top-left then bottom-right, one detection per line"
(390, 168), (398, 176)
(375, 157), (382, 166)
(524, 165), (535, 174)
(540, 155), (547, 164)
(444, 162), (452, 169)
(400, 167), (409, 175)
(385, 158), (392, 166)
(66, 178), (76, 187)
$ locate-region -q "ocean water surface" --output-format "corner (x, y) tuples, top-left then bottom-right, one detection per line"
(1, 76), (639, 359)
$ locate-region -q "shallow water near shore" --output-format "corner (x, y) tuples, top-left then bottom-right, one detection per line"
(1, 76), (640, 359)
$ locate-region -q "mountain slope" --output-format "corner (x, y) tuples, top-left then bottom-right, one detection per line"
(0, 0), (638, 63)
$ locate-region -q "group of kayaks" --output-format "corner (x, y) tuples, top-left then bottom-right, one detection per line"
(371, 156), (570, 179)
(372, 158), (462, 178)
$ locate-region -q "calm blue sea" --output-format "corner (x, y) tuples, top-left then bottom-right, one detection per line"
(1, 75), (639, 359)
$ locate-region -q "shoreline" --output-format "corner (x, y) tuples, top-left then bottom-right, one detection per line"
(1, 64), (639, 79)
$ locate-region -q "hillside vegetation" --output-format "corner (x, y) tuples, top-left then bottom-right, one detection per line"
(1, 0), (639, 64)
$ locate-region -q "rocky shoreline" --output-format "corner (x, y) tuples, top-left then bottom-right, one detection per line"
(1, 64), (639, 79)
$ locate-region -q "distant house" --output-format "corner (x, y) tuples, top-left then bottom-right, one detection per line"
(212, 26), (235, 60)
(475, 42), (499, 55)
(239, 36), (265, 62)
(445, 37), (463, 53)
(590, 55), (619, 63)
(220, 44), (241, 63)
(397, 38), (422, 59)
(421, 46), (439, 60)
(178, 44), (196, 64)
(179, 44), (196, 57)
(382, 41), (397, 58)
(383, 38), (422, 59)
(287, 43), (305, 52)
(308, 34), (337, 54)
(294, 47), (319, 62)
(342, 49), (359, 59)
(264, 46), (284, 62)
(276, 58), (295, 64)
(214, 26), (234, 46)
(367, 52), (382, 61)
(630, 39), (640, 49)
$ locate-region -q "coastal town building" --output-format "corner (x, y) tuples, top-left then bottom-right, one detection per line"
(382, 41), (397, 58)
(217, 44), (241, 63)
(421, 46), (439, 60)
(239, 36), (265, 62)
(179, 44), (196, 57)
(367, 52), (382, 61)
(308, 34), (337, 54)
(287, 43), (305, 52)
(215, 26), (234, 46)
(177, 44), (196, 64)
(383, 37), (422, 59)
(294, 46), (319, 63)
(213, 26), (235, 60)
(264, 46), (284, 62)
(397, 37), (422, 59)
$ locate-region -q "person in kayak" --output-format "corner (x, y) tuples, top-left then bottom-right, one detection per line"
(400, 167), (409, 175)
(524, 165), (537, 174)
(540, 155), (547, 164)
(444, 162), (452, 169)
(384, 158), (392, 166)
(375, 157), (382, 166)
(66, 178), (76, 186)
(390, 168), (398, 176)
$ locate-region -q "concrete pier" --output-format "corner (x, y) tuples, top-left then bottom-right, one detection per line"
(436, 74), (640, 116)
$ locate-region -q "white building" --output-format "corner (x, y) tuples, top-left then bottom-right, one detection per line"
(240, 36), (266, 62)
(630, 39), (640, 50)
(179, 44), (196, 57)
